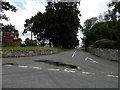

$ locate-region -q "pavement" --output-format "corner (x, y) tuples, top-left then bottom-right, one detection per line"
(2, 49), (119, 88)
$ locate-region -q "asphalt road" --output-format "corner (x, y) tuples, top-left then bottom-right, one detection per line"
(2, 49), (118, 88)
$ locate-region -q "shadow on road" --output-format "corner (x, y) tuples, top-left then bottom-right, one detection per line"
(34, 60), (79, 69)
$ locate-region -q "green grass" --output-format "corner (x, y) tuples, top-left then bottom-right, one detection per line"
(1, 46), (69, 52)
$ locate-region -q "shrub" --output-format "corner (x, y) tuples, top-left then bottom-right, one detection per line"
(93, 39), (116, 49)
(115, 41), (120, 49)
(20, 44), (26, 47)
(2, 42), (21, 47)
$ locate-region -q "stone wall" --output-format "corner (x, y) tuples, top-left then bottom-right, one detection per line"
(1, 49), (57, 58)
(87, 48), (120, 61)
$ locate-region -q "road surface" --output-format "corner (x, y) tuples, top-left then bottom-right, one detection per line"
(2, 49), (118, 88)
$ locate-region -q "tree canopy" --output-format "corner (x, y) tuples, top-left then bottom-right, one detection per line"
(82, 1), (120, 49)
(0, 0), (17, 21)
(0, 0), (18, 32)
(23, 2), (81, 48)
(2, 24), (18, 33)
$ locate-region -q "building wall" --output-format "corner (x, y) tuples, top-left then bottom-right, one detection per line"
(2, 32), (19, 42)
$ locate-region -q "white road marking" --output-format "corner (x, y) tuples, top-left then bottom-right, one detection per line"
(107, 75), (118, 78)
(91, 60), (98, 63)
(48, 69), (60, 71)
(85, 57), (88, 61)
(85, 57), (98, 63)
(69, 71), (76, 73)
(71, 69), (77, 71)
(77, 66), (81, 69)
(72, 51), (76, 58)
(4, 65), (12, 67)
(18, 65), (28, 68)
(64, 68), (76, 73)
(82, 72), (95, 75)
(32, 67), (42, 69)
(101, 72), (114, 74)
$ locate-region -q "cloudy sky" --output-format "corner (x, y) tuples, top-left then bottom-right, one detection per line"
(3, 0), (111, 43)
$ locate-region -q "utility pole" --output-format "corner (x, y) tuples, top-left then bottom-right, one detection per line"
(30, 23), (33, 46)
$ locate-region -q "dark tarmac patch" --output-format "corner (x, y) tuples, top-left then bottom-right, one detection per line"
(2, 63), (18, 66)
(34, 60), (78, 69)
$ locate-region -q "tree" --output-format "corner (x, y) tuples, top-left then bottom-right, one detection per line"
(46, 2), (81, 48)
(105, 1), (120, 21)
(2, 24), (18, 33)
(88, 21), (118, 43)
(82, 20), (119, 47)
(82, 1), (120, 49)
(105, 1), (120, 47)
(0, 0), (17, 21)
(82, 17), (98, 46)
(23, 12), (46, 46)
(23, 1), (81, 48)
(0, 0), (18, 39)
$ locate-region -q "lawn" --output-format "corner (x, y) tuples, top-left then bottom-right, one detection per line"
(1, 46), (69, 52)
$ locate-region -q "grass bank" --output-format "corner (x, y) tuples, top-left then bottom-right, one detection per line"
(1, 46), (69, 52)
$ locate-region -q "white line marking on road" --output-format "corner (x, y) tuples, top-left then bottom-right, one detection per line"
(82, 72), (95, 75)
(18, 65), (28, 68)
(32, 67), (42, 69)
(107, 75), (118, 78)
(64, 68), (76, 73)
(85, 57), (88, 61)
(5, 65), (12, 67)
(69, 71), (76, 73)
(77, 66), (81, 69)
(48, 69), (60, 71)
(91, 60), (98, 63)
(72, 51), (76, 58)
(71, 69), (77, 71)
(85, 57), (98, 63)
(101, 72), (114, 74)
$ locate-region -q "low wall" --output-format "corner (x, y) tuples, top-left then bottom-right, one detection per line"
(1, 49), (57, 58)
(87, 48), (120, 61)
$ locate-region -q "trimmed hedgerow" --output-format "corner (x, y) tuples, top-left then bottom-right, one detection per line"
(93, 39), (116, 49)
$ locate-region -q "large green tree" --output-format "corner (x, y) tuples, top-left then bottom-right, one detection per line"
(82, 1), (120, 49)
(23, 1), (81, 48)
(82, 17), (98, 46)
(106, 1), (120, 43)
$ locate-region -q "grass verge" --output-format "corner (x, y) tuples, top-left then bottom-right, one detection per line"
(1, 46), (70, 52)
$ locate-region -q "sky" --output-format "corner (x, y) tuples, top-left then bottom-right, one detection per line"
(3, 0), (112, 44)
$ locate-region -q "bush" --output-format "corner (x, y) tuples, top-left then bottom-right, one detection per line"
(93, 39), (116, 49)
(115, 41), (120, 49)
(20, 44), (26, 47)
(2, 42), (21, 47)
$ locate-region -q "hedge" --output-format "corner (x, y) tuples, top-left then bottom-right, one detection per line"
(93, 39), (116, 49)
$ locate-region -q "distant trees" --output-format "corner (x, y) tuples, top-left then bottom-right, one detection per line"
(82, 1), (120, 49)
(23, 2), (81, 48)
